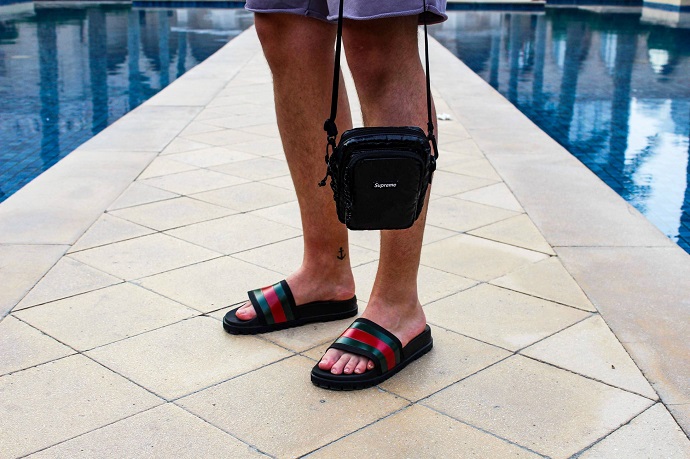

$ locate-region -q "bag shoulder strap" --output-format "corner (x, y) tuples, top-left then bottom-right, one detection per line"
(323, 0), (439, 161)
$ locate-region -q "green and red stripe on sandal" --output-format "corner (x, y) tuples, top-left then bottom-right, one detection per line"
(311, 317), (433, 390)
(223, 280), (358, 334)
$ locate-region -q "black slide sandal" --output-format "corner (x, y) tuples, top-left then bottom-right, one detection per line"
(311, 318), (433, 390)
(222, 280), (358, 335)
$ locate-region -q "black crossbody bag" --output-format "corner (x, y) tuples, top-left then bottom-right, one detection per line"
(318, 0), (439, 231)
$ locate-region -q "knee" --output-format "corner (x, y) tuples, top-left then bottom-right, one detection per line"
(255, 14), (334, 72)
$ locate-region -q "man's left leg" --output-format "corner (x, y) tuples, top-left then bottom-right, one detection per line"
(318, 15), (437, 375)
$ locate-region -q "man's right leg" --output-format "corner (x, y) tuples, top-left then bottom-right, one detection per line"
(234, 13), (356, 320)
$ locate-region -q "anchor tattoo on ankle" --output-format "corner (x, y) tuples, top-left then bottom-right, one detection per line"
(337, 247), (346, 260)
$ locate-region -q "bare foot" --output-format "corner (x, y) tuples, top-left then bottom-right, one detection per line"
(234, 265), (355, 321)
(318, 297), (427, 375)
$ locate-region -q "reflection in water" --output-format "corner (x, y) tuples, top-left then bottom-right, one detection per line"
(0, 6), (254, 202)
(431, 9), (690, 253)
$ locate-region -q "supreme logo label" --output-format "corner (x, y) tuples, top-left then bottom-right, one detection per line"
(374, 182), (397, 189)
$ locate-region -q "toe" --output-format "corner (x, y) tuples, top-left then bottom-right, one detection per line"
(343, 355), (358, 375)
(234, 302), (256, 321)
(330, 354), (351, 375)
(354, 358), (368, 374)
(319, 348), (343, 371)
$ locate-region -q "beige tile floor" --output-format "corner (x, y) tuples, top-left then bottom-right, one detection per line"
(1, 28), (689, 459)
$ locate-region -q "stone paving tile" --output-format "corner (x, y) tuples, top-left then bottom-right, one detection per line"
(227, 137), (284, 157)
(306, 405), (539, 458)
(421, 234), (548, 282)
(69, 233), (220, 280)
(14, 257), (122, 310)
(159, 136), (212, 155)
(250, 201), (302, 229)
(68, 213), (155, 253)
(166, 214), (301, 255)
(522, 315), (657, 399)
(469, 214), (555, 255)
(557, 247), (690, 408)
(134, 256), (282, 313)
(424, 284), (590, 351)
(426, 197), (519, 233)
(182, 128), (270, 147)
(106, 182), (179, 211)
(177, 356), (407, 458)
(137, 156), (198, 180)
(109, 196), (236, 231)
(304, 327), (510, 403)
(669, 405), (690, 438)
(0, 244), (67, 318)
(353, 261), (477, 306)
(0, 355), (162, 459)
(430, 171), (498, 197)
(141, 169), (248, 196)
(0, 316), (74, 376)
(346, 224), (457, 252)
(166, 146), (256, 168)
(579, 403), (690, 458)
(191, 181), (296, 213)
(262, 174), (295, 188)
(491, 257), (595, 311)
(27, 403), (268, 459)
(211, 156), (290, 181)
(457, 182), (523, 212)
(14, 283), (198, 351)
(233, 236), (378, 275)
(442, 157), (503, 181)
(423, 355), (654, 459)
(86, 316), (291, 400)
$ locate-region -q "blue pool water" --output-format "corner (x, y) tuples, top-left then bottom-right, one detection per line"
(0, 3), (253, 202)
(431, 9), (690, 253)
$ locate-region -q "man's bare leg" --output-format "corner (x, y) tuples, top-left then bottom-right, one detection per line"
(318, 16), (435, 375)
(235, 13), (356, 320)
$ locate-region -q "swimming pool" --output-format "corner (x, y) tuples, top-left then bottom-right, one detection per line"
(0, 3), (253, 202)
(431, 9), (690, 253)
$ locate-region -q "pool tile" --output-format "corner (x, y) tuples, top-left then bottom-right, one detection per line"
(421, 234), (547, 282)
(522, 315), (657, 399)
(69, 233), (220, 280)
(191, 181), (296, 213)
(426, 197), (519, 233)
(141, 169), (248, 196)
(468, 214), (555, 255)
(166, 214), (301, 255)
(424, 284), (590, 351)
(423, 355), (653, 458)
(177, 356), (407, 458)
(86, 316), (291, 400)
(14, 257), (122, 310)
(306, 405), (539, 458)
(457, 182), (523, 212)
(133, 256), (281, 313)
(27, 404), (267, 459)
(0, 244), (68, 318)
(491, 257), (594, 311)
(14, 282), (198, 351)
(579, 404), (690, 458)
(0, 316), (74, 376)
(69, 214), (155, 253)
(107, 182), (179, 211)
(109, 196), (236, 231)
(146, 78), (228, 107)
(166, 146), (256, 168)
(0, 355), (162, 459)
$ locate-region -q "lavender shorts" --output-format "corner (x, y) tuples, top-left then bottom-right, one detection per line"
(245, 0), (448, 25)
